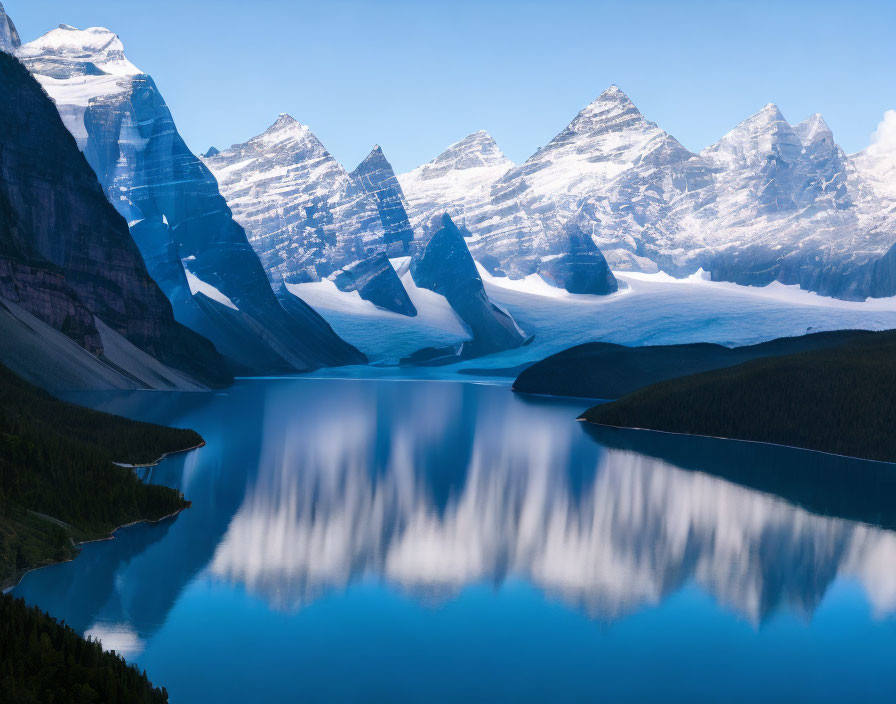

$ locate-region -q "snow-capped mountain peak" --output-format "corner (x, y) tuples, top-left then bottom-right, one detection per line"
(423, 130), (512, 173)
(234, 113), (334, 164)
(353, 144), (390, 173)
(515, 85), (693, 197)
(547, 84), (681, 154)
(398, 130), (513, 230)
(794, 113), (834, 146)
(18, 25), (140, 77)
(261, 113), (314, 141)
(204, 116), (393, 291)
(268, 112), (301, 130)
(350, 144), (415, 256)
(569, 84), (641, 126)
(703, 102), (801, 167)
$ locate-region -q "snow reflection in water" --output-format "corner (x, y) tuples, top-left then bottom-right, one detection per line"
(206, 379), (896, 623)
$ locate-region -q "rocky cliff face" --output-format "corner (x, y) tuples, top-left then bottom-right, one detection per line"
(18, 24), (363, 372)
(202, 116), (414, 315)
(334, 254), (417, 317)
(0, 2), (19, 53)
(0, 50), (231, 387)
(410, 214), (526, 359)
(350, 146), (414, 256)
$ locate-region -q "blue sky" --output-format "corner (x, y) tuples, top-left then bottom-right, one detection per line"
(8, 0), (895, 173)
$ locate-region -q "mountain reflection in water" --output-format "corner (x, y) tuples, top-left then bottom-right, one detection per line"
(178, 379), (895, 623)
(15, 378), (896, 650)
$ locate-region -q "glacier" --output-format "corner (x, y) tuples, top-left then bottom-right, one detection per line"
(294, 263), (896, 372)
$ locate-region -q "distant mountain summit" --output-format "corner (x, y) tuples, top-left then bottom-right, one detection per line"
(401, 86), (896, 301)
(17, 20), (364, 372)
(350, 145), (415, 255)
(399, 130), (514, 231)
(202, 116), (416, 314)
(606, 100), (896, 299)
(400, 86), (685, 295)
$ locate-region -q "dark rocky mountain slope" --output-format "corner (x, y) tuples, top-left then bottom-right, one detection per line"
(0, 51), (231, 388)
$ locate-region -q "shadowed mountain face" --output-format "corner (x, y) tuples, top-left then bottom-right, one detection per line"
(350, 146), (415, 256)
(334, 253), (417, 317)
(410, 214), (526, 359)
(17, 23), (363, 373)
(0, 50), (231, 388)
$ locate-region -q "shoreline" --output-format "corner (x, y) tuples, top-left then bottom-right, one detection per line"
(74, 504), (191, 548)
(511, 387), (609, 403)
(2, 504), (191, 595)
(580, 419), (896, 466)
(2, 440), (204, 594)
(112, 440), (206, 468)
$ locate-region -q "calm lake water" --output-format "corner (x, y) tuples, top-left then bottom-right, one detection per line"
(13, 378), (896, 703)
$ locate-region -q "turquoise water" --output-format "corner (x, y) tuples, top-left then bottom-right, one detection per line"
(14, 378), (896, 703)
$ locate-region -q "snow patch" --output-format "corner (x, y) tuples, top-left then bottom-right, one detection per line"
(615, 270), (896, 311)
(285, 278), (468, 362)
(183, 268), (238, 310)
(475, 262), (623, 300)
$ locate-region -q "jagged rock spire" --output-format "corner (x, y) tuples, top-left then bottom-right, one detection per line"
(0, 1), (21, 53)
(351, 145), (415, 255)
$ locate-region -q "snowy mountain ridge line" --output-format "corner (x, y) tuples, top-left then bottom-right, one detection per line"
(7, 5), (896, 302)
(14, 13), (527, 356)
(202, 113), (389, 285)
(398, 87), (896, 301)
(18, 24), (140, 76)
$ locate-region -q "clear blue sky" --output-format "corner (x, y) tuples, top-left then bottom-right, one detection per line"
(7, 0), (895, 173)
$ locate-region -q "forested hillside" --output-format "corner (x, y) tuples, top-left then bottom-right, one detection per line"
(0, 362), (200, 587)
(582, 331), (896, 462)
(513, 329), (876, 399)
(0, 593), (169, 703)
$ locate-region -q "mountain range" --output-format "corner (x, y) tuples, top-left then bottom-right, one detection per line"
(202, 113), (529, 357)
(0, 1), (894, 392)
(398, 86), (896, 301)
